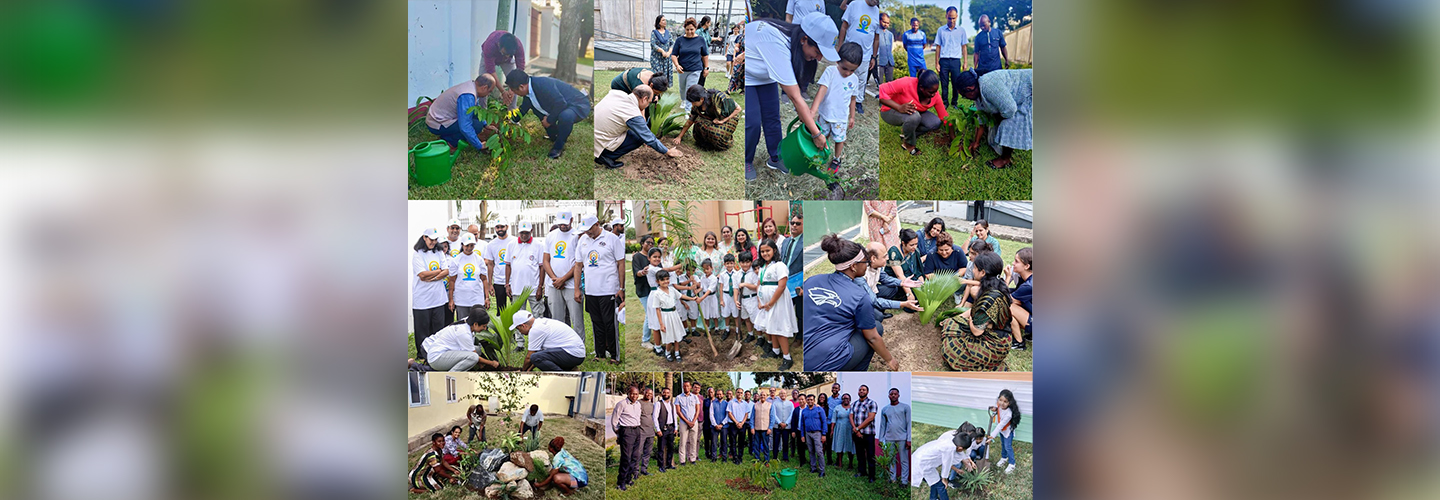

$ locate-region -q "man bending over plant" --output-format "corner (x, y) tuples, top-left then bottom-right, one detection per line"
(506, 69), (592, 159)
(593, 84), (683, 169)
(425, 73), (500, 151)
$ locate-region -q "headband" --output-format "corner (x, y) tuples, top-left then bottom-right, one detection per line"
(836, 250), (867, 271)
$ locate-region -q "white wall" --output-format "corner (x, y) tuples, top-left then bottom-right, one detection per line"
(911, 375), (1031, 417)
(836, 372), (911, 407)
(409, 1), (528, 104)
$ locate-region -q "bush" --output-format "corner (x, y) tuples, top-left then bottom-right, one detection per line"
(625, 241), (641, 254)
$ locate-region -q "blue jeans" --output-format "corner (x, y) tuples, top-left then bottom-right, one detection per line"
(598, 129), (646, 163)
(751, 429), (770, 461)
(998, 433), (1014, 465)
(930, 480), (950, 500)
(937, 57), (964, 106)
(772, 427), (791, 460)
(745, 82), (782, 166)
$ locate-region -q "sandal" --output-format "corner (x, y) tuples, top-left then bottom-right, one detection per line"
(987, 158), (1011, 169)
(908, 145), (923, 156)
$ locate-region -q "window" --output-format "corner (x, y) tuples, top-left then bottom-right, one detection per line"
(446, 376), (459, 403)
(409, 372), (430, 407)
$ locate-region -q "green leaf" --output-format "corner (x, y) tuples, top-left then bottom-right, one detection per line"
(914, 271), (963, 324)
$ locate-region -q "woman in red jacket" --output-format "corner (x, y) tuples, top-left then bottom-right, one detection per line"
(877, 69), (947, 155)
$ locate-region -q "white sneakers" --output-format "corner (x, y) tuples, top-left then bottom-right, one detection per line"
(641, 342), (654, 349)
(1004, 463), (1015, 475)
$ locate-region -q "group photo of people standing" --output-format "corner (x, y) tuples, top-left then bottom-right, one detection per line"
(743, 0), (881, 200)
(874, 0), (1033, 200)
(605, 372), (913, 499)
(408, 201), (631, 373)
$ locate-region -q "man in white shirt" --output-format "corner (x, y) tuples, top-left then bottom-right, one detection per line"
(543, 211), (584, 332)
(482, 223), (513, 309)
(574, 215), (626, 363)
(512, 310), (586, 371)
(506, 222), (549, 320)
(519, 404), (545, 439)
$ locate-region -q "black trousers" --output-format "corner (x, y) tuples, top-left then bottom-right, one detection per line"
(617, 426), (642, 487)
(792, 294), (805, 343)
(727, 424), (743, 461)
(493, 283), (510, 310)
(712, 424), (728, 459)
(772, 427), (791, 460)
(794, 425), (807, 463)
(585, 294), (619, 360)
(856, 433), (877, 480)
(412, 305), (446, 361)
(658, 424), (676, 468)
(704, 423), (717, 459)
(530, 348), (584, 371)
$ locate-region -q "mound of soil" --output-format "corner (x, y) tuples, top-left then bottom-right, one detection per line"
(642, 334), (782, 371)
(868, 311), (948, 372)
(619, 144), (704, 186)
(724, 477), (771, 494)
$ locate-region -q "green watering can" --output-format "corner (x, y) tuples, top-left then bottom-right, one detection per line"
(771, 468), (798, 490)
(408, 140), (464, 187)
(778, 117), (836, 183)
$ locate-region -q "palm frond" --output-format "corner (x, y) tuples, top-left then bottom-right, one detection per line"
(914, 271), (963, 324)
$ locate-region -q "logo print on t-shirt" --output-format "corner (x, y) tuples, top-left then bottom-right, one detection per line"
(498, 248), (507, 265)
(462, 263), (477, 281)
(554, 241), (567, 259)
(808, 287), (841, 307)
(428, 261), (441, 271)
(588, 250), (600, 267)
(858, 15), (872, 34)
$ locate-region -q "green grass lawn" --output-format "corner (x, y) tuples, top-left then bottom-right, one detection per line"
(408, 299), (618, 372)
(592, 69), (744, 199)
(880, 52), (1032, 200)
(909, 422), (1032, 500)
(408, 415), (605, 500)
(408, 108), (594, 200)
(607, 451), (907, 500)
(806, 225), (1032, 373)
(622, 280), (802, 372)
(745, 60), (880, 200)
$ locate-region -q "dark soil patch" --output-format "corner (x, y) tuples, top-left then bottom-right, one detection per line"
(723, 477), (771, 494)
(869, 310), (949, 372)
(641, 331), (796, 372)
(618, 144), (705, 186)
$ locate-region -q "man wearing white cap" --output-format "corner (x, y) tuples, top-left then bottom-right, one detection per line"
(446, 233), (490, 324)
(513, 310), (587, 371)
(743, 12), (838, 181)
(483, 222), (513, 310)
(543, 211), (584, 332)
(574, 215), (626, 363)
(609, 219), (626, 238)
(505, 222), (549, 328)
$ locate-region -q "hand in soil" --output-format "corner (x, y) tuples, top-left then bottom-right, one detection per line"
(666, 148), (683, 158)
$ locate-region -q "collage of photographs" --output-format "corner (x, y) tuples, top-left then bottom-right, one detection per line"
(407, 2), (1032, 500)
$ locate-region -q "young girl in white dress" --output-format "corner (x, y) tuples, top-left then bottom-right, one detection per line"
(651, 269), (697, 363)
(698, 259), (721, 333)
(756, 239), (797, 370)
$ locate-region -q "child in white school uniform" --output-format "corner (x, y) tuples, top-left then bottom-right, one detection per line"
(718, 254), (740, 340)
(736, 251), (762, 346)
(698, 259), (721, 334)
(651, 269), (699, 363)
(677, 264), (700, 337)
(808, 41), (864, 186)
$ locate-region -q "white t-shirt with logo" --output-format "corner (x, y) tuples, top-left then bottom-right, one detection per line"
(412, 249), (448, 309)
(483, 236), (514, 285)
(505, 240), (546, 294)
(576, 231), (625, 296)
(817, 65), (860, 123)
(526, 317), (587, 358)
(545, 229), (581, 289)
(842, 1), (881, 62)
(443, 236), (464, 259)
(446, 251), (488, 308)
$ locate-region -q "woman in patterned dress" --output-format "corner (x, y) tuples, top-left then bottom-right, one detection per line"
(673, 84), (741, 150)
(941, 250), (1014, 371)
(830, 394), (856, 469)
(864, 200), (900, 251)
(959, 69), (1032, 169)
(651, 16), (675, 82)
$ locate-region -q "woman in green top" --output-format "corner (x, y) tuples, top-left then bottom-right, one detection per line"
(886, 228), (923, 280)
(672, 84), (741, 150)
(941, 250), (1014, 371)
(609, 67), (671, 96)
(696, 16), (714, 86)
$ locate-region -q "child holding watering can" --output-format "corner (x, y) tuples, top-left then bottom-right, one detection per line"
(743, 12), (838, 181)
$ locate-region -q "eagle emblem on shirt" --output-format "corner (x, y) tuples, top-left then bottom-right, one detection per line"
(808, 287), (842, 307)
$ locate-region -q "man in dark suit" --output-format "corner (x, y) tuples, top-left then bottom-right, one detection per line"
(506, 69), (592, 159)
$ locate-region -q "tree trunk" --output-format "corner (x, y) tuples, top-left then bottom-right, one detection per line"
(664, 372), (673, 393)
(479, 201), (490, 236)
(552, 0), (584, 84)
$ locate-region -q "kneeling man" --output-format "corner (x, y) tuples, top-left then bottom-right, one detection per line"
(593, 84), (683, 169)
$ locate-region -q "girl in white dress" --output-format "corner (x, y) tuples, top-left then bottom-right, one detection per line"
(756, 239), (797, 369)
(643, 247), (683, 356)
(698, 260), (721, 333)
(651, 270), (697, 363)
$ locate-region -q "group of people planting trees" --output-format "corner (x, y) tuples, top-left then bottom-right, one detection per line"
(881, 6), (1032, 169)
